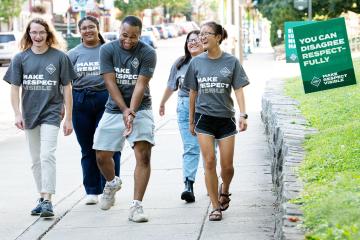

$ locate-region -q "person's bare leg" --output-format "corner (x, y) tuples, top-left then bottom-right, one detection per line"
(133, 141), (152, 200)
(197, 134), (220, 209)
(96, 150), (116, 181)
(218, 136), (235, 193)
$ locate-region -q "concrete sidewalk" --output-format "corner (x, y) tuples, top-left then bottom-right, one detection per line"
(15, 113), (275, 240)
(0, 44), (304, 240)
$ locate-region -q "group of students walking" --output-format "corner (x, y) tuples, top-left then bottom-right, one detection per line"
(4, 14), (248, 222)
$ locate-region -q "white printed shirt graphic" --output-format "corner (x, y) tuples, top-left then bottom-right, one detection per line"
(22, 73), (57, 91)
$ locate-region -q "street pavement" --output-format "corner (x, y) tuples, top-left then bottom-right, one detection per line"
(0, 36), (301, 240)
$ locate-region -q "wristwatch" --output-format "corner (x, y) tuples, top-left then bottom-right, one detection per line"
(240, 113), (248, 119)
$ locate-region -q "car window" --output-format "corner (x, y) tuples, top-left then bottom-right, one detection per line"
(0, 34), (16, 43)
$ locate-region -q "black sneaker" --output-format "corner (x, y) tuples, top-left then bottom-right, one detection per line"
(40, 200), (54, 218)
(30, 198), (44, 216)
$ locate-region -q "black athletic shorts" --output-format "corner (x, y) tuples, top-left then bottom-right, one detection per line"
(194, 113), (237, 140)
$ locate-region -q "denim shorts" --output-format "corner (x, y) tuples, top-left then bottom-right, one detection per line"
(93, 110), (155, 152)
(194, 113), (237, 140)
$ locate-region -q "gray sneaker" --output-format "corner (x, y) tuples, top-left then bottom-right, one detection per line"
(31, 198), (44, 216)
(100, 176), (122, 210)
(40, 200), (54, 218)
(128, 203), (148, 223)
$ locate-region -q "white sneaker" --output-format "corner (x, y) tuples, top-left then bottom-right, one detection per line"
(100, 176), (122, 210)
(85, 195), (98, 205)
(128, 203), (148, 223)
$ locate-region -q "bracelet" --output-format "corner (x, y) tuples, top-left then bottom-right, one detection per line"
(239, 113), (248, 119)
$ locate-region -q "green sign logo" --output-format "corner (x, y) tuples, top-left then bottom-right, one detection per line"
(293, 17), (357, 93)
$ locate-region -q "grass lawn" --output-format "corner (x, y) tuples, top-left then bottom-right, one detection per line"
(284, 59), (360, 240)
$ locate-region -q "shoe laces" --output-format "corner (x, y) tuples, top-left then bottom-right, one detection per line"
(133, 204), (144, 214)
(42, 201), (52, 208)
(102, 190), (112, 200)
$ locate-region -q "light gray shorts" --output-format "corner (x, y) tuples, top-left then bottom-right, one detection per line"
(93, 110), (155, 152)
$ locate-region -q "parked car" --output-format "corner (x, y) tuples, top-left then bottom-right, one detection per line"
(165, 25), (178, 38)
(179, 21), (200, 34)
(144, 26), (160, 40)
(102, 31), (119, 42)
(155, 25), (169, 39)
(0, 32), (20, 66)
(140, 35), (157, 49)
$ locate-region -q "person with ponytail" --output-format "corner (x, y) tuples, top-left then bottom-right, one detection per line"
(67, 16), (120, 205)
(159, 30), (204, 203)
(184, 21), (249, 221)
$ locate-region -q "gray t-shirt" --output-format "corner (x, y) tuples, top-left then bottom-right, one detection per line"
(3, 47), (77, 129)
(67, 43), (106, 91)
(100, 40), (157, 113)
(183, 52), (249, 118)
(167, 57), (191, 97)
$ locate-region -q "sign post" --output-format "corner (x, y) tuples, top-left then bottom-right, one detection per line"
(293, 17), (357, 93)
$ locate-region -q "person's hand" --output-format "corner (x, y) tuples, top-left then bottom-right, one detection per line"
(63, 119), (73, 136)
(159, 105), (165, 116)
(14, 114), (24, 130)
(123, 114), (134, 137)
(189, 122), (196, 136)
(239, 117), (247, 132)
(122, 108), (135, 137)
(122, 108), (136, 125)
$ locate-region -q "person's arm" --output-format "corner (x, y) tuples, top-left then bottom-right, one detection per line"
(121, 75), (151, 137)
(234, 87), (247, 132)
(189, 89), (197, 136)
(103, 72), (135, 122)
(62, 84), (73, 136)
(129, 75), (151, 112)
(159, 87), (174, 116)
(10, 85), (24, 130)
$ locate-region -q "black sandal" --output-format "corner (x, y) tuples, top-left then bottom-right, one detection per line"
(218, 183), (231, 211)
(209, 208), (222, 221)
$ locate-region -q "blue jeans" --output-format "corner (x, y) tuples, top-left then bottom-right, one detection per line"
(72, 89), (120, 195)
(177, 97), (200, 182)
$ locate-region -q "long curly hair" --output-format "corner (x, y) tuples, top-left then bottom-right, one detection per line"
(20, 17), (65, 51)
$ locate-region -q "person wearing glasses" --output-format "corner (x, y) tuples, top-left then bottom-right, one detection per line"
(159, 30), (204, 203)
(93, 16), (157, 223)
(3, 18), (77, 218)
(67, 16), (121, 206)
(184, 21), (249, 221)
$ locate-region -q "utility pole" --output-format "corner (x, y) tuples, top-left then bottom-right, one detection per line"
(235, 0), (244, 64)
(308, 0), (312, 21)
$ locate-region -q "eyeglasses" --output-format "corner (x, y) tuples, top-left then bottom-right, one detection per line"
(187, 38), (200, 44)
(29, 31), (47, 36)
(80, 25), (97, 31)
(199, 32), (216, 38)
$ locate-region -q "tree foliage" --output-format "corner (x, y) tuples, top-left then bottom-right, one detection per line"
(258, 0), (360, 46)
(0, 0), (25, 23)
(114, 0), (191, 20)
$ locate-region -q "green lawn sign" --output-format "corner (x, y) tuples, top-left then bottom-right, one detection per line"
(293, 17), (357, 93)
(285, 21), (312, 63)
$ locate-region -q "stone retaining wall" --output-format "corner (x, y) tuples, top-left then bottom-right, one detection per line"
(261, 79), (317, 240)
